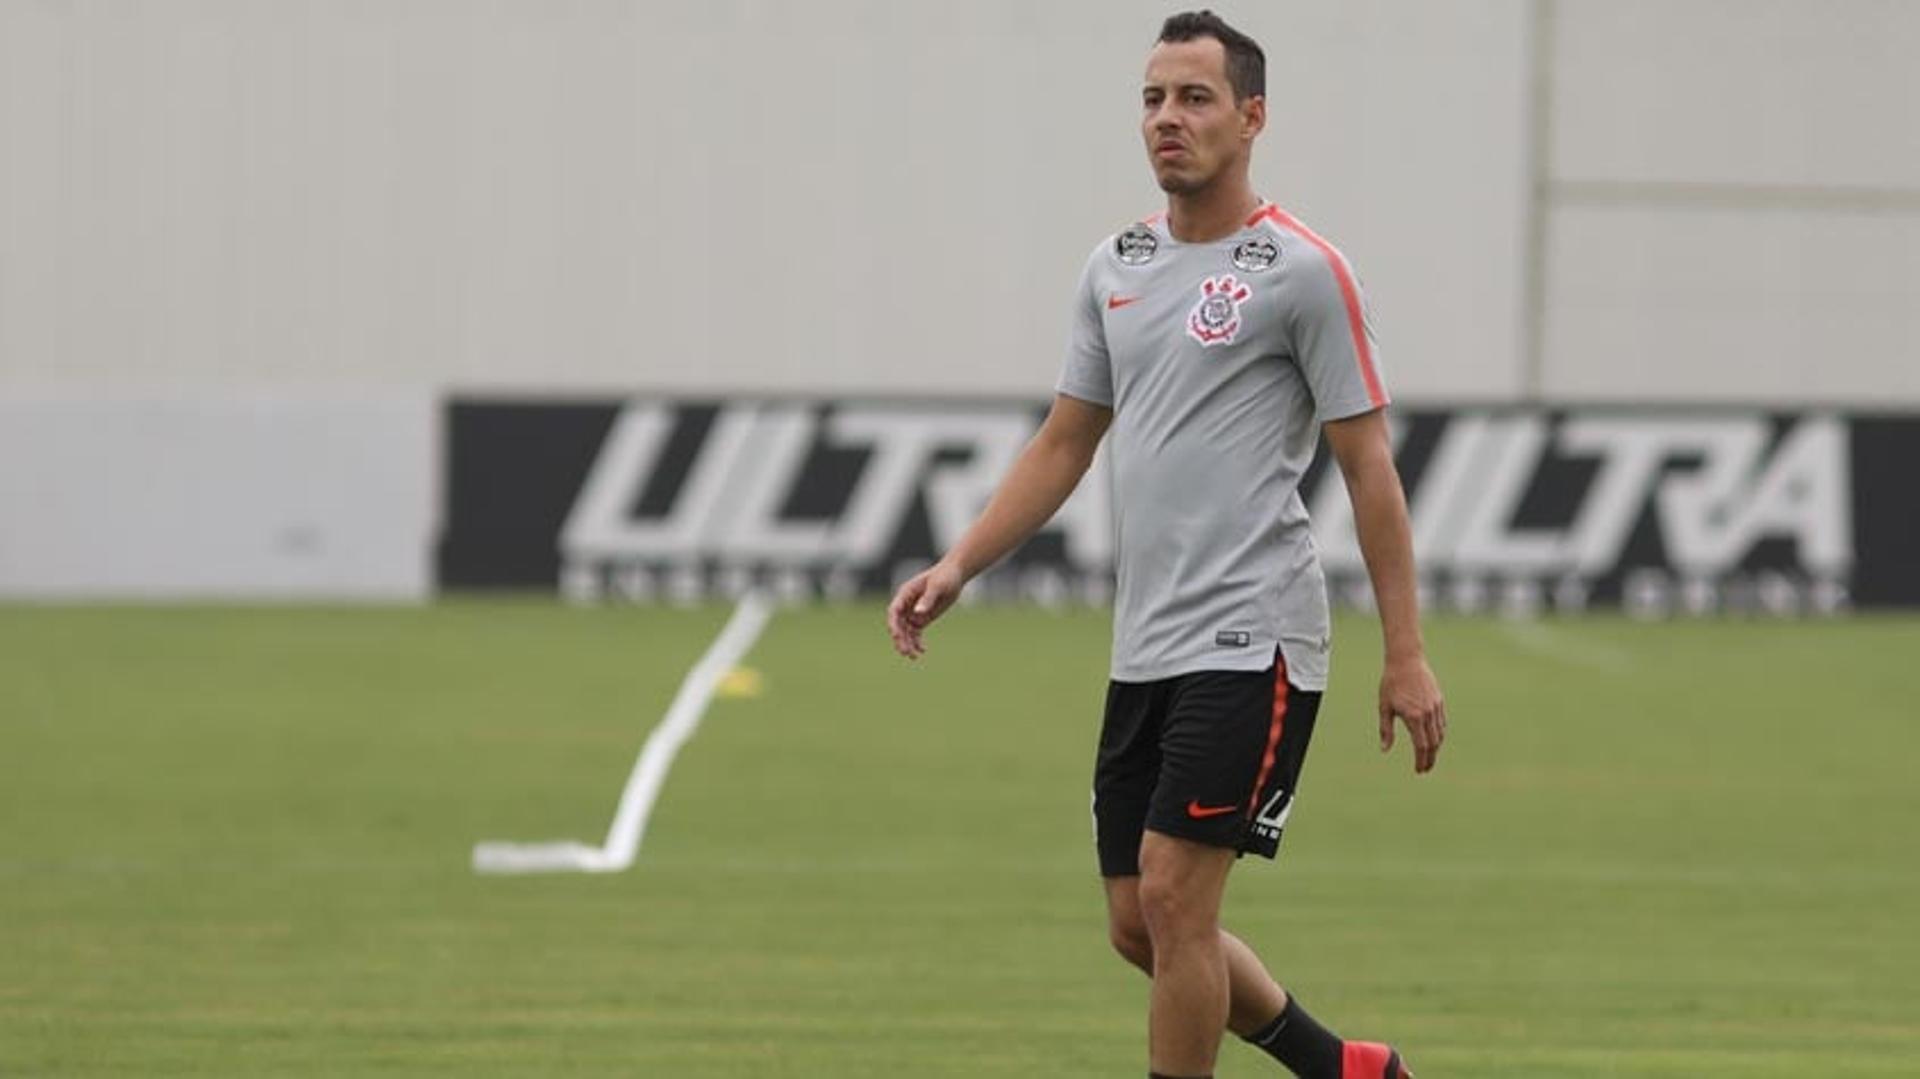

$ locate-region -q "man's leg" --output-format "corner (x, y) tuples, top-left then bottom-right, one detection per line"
(1106, 873), (1390, 1078)
(1135, 829), (1236, 1076)
(1103, 875), (1288, 1035)
(1099, 664), (1409, 1078)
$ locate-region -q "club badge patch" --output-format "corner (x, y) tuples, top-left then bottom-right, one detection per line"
(1186, 275), (1252, 347)
(1231, 236), (1280, 272)
(1115, 224), (1158, 266)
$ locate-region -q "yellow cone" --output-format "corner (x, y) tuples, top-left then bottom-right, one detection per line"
(715, 666), (764, 699)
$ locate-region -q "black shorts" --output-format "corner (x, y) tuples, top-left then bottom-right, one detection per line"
(1093, 650), (1322, 877)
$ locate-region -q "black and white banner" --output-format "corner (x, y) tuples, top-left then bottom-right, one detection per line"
(438, 399), (1920, 615)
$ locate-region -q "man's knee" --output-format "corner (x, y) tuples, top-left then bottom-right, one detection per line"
(1136, 872), (1213, 940)
(1105, 877), (1156, 972)
(1136, 836), (1231, 944)
(1108, 913), (1154, 972)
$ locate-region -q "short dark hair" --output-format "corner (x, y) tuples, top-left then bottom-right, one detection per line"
(1157, 10), (1265, 102)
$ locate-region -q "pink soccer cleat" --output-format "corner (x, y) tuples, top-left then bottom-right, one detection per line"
(1342, 1040), (1413, 1079)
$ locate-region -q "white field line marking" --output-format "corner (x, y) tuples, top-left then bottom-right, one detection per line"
(1498, 618), (1631, 673)
(472, 592), (775, 875)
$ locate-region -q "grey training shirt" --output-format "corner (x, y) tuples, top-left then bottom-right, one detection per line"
(1056, 203), (1389, 690)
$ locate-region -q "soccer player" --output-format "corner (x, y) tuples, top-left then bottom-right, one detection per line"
(886, 10), (1444, 1079)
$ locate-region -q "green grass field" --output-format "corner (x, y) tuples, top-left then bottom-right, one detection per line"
(3, 602), (1917, 1076)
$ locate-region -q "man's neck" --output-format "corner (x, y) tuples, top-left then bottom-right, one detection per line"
(1165, 178), (1262, 244)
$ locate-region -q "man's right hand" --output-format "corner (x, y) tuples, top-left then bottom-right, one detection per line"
(886, 561), (967, 660)
(882, 395), (1110, 661)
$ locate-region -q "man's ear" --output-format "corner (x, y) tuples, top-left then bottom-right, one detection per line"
(1242, 95), (1267, 141)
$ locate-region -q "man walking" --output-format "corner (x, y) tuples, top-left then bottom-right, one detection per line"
(886, 12), (1445, 1078)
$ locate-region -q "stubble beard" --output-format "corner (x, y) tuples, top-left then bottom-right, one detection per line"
(1154, 162), (1218, 197)
(1155, 171), (1194, 195)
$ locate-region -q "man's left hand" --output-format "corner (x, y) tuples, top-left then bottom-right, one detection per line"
(1379, 655), (1446, 774)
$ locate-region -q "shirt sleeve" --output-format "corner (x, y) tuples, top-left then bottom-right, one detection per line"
(1287, 247), (1389, 423)
(1055, 247), (1114, 408)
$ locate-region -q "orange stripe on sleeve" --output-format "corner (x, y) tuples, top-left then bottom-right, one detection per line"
(1248, 204), (1388, 409)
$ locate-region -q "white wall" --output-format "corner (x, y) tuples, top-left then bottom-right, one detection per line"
(1551, 0), (1920, 190)
(0, 0), (1526, 400)
(1542, 0), (1920, 403)
(6, 1), (1916, 406)
(0, 391), (434, 599)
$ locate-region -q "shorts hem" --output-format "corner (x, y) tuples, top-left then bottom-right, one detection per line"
(1141, 816), (1249, 853)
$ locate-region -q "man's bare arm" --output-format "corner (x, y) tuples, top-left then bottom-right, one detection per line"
(1323, 408), (1447, 773)
(886, 394), (1112, 659)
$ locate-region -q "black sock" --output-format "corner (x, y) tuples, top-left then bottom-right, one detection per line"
(1241, 993), (1344, 1077)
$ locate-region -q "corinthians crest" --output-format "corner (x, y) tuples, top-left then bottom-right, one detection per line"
(1186, 274), (1253, 347)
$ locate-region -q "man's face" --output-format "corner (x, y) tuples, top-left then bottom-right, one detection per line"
(1140, 38), (1263, 195)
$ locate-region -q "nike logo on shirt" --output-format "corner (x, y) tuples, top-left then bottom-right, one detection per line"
(1107, 294), (1143, 310)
